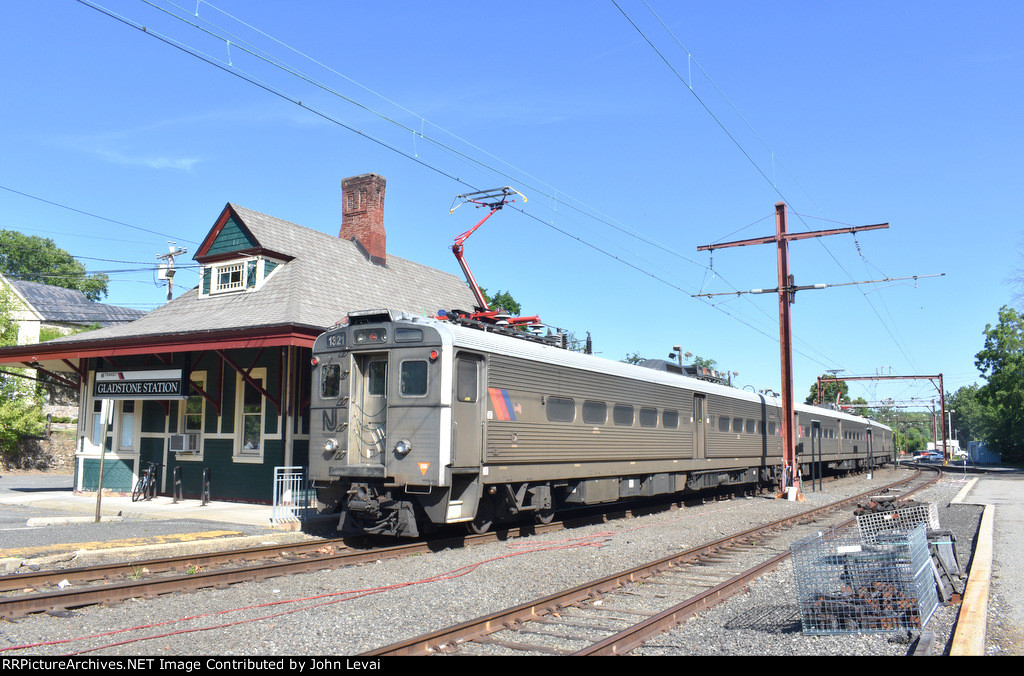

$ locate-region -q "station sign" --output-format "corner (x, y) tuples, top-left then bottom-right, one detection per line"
(93, 369), (188, 400)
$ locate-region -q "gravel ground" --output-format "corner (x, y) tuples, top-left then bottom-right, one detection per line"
(0, 467), (986, 656)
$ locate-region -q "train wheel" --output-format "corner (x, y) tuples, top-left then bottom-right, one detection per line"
(535, 509), (555, 525)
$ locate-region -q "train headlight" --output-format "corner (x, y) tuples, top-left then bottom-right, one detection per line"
(394, 439), (413, 456)
(324, 438), (338, 452)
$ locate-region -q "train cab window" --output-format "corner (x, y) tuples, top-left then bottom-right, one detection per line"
(613, 404), (634, 426)
(321, 363), (341, 399)
(718, 416), (730, 433)
(395, 328), (423, 343)
(368, 361), (387, 396)
(663, 410), (679, 429)
(456, 359), (477, 403)
(732, 417), (743, 433)
(746, 419), (756, 434)
(399, 360), (428, 397)
(546, 396), (575, 423)
(583, 400), (607, 425)
(639, 407), (659, 428)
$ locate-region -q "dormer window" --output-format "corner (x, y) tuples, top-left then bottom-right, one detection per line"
(201, 257), (281, 297)
(215, 262), (245, 293)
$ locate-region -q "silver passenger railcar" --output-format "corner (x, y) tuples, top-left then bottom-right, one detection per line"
(309, 309), (890, 536)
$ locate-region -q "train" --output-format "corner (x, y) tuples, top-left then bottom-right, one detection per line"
(308, 308), (892, 537)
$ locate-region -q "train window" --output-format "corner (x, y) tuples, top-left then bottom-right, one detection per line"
(613, 404), (634, 426)
(583, 400), (607, 425)
(456, 359), (477, 403)
(663, 410), (679, 429)
(368, 361), (387, 396)
(399, 360), (428, 397)
(395, 328), (423, 343)
(746, 419), (756, 434)
(718, 416), (730, 433)
(768, 421), (777, 435)
(640, 407), (658, 428)
(758, 421), (765, 435)
(546, 396), (575, 423)
(321, 363), (341, 399)
(732, 417), (743, 433)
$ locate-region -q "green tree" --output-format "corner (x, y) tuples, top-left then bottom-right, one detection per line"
(0, 286), (44, 460)
(622, 352), (645, 365)
(0, 230), (109, 301)
(975, 305), (1024, 462)
(946, 384), (992, 447)
(805, 374), (850, 406)
(479, 288), (521, 316)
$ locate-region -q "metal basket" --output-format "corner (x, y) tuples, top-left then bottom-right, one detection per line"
(790, 524), (939, 634)
(856, 502), (940, 543)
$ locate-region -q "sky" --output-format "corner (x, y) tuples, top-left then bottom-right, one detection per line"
(2, 0), (1022, 415)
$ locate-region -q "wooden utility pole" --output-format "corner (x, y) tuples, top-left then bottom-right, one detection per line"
(698, 203), (888, 498)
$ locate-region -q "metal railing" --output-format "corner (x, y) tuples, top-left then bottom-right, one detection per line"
(271, 466), (314, 524)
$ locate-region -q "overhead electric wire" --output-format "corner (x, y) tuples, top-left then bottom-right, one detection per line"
(77, 0), (879, 378)
(614, 0), (926, 389)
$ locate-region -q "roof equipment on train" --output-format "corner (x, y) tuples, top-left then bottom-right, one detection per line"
(449, 187), (528, 315)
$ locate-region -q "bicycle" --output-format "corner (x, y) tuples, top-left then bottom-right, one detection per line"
(132, 462), (161, 502)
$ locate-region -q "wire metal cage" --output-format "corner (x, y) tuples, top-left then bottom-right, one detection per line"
(790, 524), (939, 634)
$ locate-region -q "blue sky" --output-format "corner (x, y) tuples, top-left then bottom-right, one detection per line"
(2, 0), (1021, 412)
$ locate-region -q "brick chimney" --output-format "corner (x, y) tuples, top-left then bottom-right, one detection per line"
(340, 173), (387, 265)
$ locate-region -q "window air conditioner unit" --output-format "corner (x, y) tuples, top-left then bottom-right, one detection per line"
(170, 433), (200, 455)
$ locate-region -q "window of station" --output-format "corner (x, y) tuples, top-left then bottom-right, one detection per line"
(546, 396), (575, 423)
(662, 409), (679, 429)
(613, 404), (634, 426)
(582, 400), (607, 425)
(639, 407), (659, 428)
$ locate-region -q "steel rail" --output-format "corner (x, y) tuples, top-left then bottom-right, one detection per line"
(362, 470), (933, 656)
(0, 521), (567, 618)
(578, 470), (942, 655)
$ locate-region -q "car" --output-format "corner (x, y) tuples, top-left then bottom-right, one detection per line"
(914, 451), (943, 461)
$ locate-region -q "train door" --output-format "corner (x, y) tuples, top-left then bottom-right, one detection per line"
(693, 394), (707, 459)
(452, 353), (484, 467)
(352, 354), (388, 465)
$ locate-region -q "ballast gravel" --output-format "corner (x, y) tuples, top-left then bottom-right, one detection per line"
(0, 467), (986, 656)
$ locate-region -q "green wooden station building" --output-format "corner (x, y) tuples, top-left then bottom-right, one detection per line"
(0, 174), (477, 503)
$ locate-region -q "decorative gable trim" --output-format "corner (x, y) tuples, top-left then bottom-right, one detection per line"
(194, 204), (256, 262)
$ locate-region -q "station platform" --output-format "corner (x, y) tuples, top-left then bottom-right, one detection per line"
(0, 485), (287, 528)
(0, 474), (334, 569)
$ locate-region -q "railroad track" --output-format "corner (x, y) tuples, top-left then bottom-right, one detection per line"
(361, 469), (937, 656)
(0, 520), (575, 618)
(0, 483), (779, 618)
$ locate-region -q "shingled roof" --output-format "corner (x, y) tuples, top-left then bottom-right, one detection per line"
(3, 276), (146, 327)
(37, 202), (477, 348)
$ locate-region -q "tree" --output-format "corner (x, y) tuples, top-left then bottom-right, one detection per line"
(0, 230), (109, 301)
(975, 305), (1024, 462)
(479, 288), (521, 316)
(0, 286), (44, 460)
(946, 384), (992, 447)
(805, 374), (850, 406)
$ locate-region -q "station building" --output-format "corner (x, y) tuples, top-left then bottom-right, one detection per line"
(0, 174), (477, 503)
